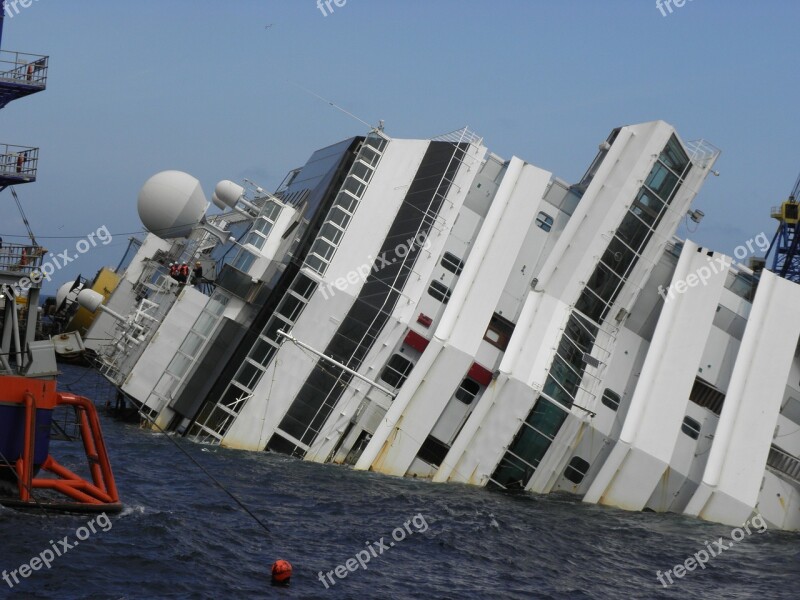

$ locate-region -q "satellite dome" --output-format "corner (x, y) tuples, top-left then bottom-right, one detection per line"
(211, 192), (228, 211)
(77, 289), (105, 313)
(214, 180), (245, 209)
(137, 171), (208, 239)
(56, 280), (83, 309)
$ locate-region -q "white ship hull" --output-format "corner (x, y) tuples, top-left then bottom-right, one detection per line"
(80, 122), (800, 531)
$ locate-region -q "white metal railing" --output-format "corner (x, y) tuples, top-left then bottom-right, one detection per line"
(432, 126), (484, 147)
(0, 242), (43, 275)
(0, 51), (48, 87)
(0, 144), (38, 180)
(684, 139), (721, 169)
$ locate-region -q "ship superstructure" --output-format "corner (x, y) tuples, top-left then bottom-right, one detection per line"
(81, 121), (800, 531)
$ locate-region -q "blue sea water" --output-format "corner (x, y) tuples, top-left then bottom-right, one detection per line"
(0, 366), (797, 599)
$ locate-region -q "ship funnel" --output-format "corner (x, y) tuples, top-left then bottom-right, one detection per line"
(137, 170), (208, 239)
(214, 180), (246, 209)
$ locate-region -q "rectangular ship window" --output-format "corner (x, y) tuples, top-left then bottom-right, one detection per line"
(380, 354), (414, 388)
(428, 280), (452, 304)
(536, 211), (554, 232)
(483, 313), (514, 351)
(681, 416), (701, 440)
(455, 378), (481, 404)
(441, 252), (464, 276)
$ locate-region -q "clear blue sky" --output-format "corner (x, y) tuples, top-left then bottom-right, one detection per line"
(1, 0), (798, 293)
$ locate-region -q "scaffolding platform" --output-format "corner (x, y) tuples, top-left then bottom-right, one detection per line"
(0, 143), (38, 185)
(0, 50), (48, 108)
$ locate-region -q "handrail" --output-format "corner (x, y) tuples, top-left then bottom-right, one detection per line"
(0, 51), (48, 87)
(0, 242), (44, 274)
(684, 139), (721, 169)
(0, 144), (39, 180)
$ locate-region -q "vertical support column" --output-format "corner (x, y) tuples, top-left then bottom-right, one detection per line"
(22, 285), (40, 367)
(1, 298), (14, 372)
(17, 393), (36, 502)
(583, 243), (730, 509)
(0, 1), (5, 50)
(684, 270), (800, 526)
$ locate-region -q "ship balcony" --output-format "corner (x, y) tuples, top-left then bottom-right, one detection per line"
(0, 51), (48, 108)
(0, 242), (44, 283)
(0, 144), (39, 186)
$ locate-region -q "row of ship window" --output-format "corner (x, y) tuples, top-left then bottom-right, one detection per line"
(563, 393), (701, 486)
(426, 208), (554, 306)
(380, 352), (481, 404)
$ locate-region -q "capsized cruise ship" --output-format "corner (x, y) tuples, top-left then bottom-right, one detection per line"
(77, 121), (800, 531)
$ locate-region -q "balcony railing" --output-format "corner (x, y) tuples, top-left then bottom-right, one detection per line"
(0, 242), (44, 277)
(0, 51), (48, 87)
(685, 139), (721, 170)
(0, 144), (39, 183)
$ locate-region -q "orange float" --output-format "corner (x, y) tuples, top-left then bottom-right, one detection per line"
(0, 374), (121, 513)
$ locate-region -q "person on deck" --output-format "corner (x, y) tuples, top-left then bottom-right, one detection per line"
(192, 261), (203, 285)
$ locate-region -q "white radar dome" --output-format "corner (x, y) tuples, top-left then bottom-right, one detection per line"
(214, 180), (245, 209)
(211, 192), (227, 211)
(77, 289), (105, 313)
(56, 281), (83, 309)
(137, 171), (208, 239)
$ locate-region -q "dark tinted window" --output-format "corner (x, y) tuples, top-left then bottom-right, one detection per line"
(455, 378), (481, 404)
(536, 212), (554, 232)
(564, 456), (590, 484)
(441, 252), (464, 276)
(381, 354), (414, 388)
(429, 280), (452, 303)
(417, 435), (450, 467)
(601, 389), (620, 411)
(681, 416), (701, 440)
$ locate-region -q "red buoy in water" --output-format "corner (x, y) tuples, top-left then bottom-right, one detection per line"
(271, 559), (292, 586)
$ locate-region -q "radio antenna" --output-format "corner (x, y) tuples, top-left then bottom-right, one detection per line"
(291, 82), (375, 130)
